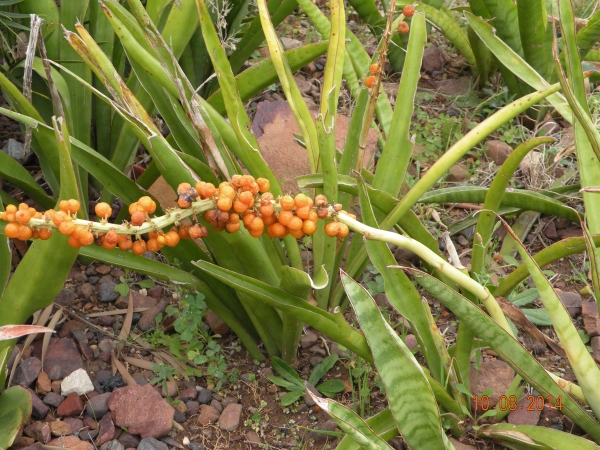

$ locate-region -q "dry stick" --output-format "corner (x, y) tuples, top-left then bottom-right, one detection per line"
(22, 15), (43, 161)
(356, 0), (398, 172)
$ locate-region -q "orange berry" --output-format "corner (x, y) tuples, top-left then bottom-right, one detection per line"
(287, 216), (303, 231)
(216, 197), (233, 212)
(288, 228), (304, 239)
(4, 223), (20, 238)
(259, 203), (274, 217)
(178, 225), (191, 239)
(32, 229), (40, 239)
(242, 212), (256, 227)
(17, 225), (32, 241)
(231, 175), (243, 189)
(294, 193), (310, 208)
(79, 230), (94, 246)
(256, 178), (270, 193)
(271, 222), (287, 238)
(249, 217), (264, 232)
(317, 207), (329, 219)
(240, 174), (255, 188)
(3, 212), (15, 223)
(325, 222), (339, 237)
(59, 200), (69, 212)
(129, 202), (144, 215)
(177, 198), (192, 209)
(249, 228), (263, 238)
(263, 214), (276, 226)
(229, 213), (240, 224)
(195, 181), (206, 197)
(398, 21), (409, 34)
(118, 236), (133, 251)
(95, 202), (113, 218)
(177, 182), (192, 195)
(138, 196), (156, 214)
(302, 220), (317, 235)
(248, 181), (260, 195)
(130, 211), (146, 226)
(52, 211), (67, 226)
(67, 199), (80, 214)
(15, 210), (31, 224)
(217, 211), (229, 223)
(261, 192), (274, 204)
(147, 238), (162, 252)
(105, 229), (118, 245)
(101, 238), (117, 250)
(277, 210), (293, 227)
(58, 219), (75, 235)
(295, 205), (311, 220)
(188, 224), (206, 239)
(71, 226), (86, 240)
(337, 223), (349, 238)
(365, 75), (375, 88)
(369, 64), (378, 74)
(403, 4), (415, 17)
(204, 210), (218, 223)
(34, 212), (42, 219)
(280, 196), (294, 211)
(308, 210), (318, 222)
(225, 222), (240, 233)
(239, 191), (254, 206)
(219, 185), (236, 200)
(132, 239), (147, 255)
(68, 235), (82, 248)
(315, 194), (327, 207)
(38, 228), (52, 240)
(201, 183), (216, 198)
(333, 203), (343, 212)
(5, 204), (16, 213)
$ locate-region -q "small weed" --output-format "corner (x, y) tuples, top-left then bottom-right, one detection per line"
(114, 269), (155, 296)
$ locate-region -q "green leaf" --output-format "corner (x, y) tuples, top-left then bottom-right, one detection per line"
(0, 386), (31, 427)
(336, 408), (399, 450)
(135, 280), (155, 289)
(114, 284), (130, 296)
(341, 272), (446, 450)
(509, 289), (539, 307)
(267, 376), (303, 391)
(479, 423), (600, 449)
(0, 406), (22, 450)
(270, 356), (304, 387)
(316, 379), (346, 397)
(521, 309), (553, 326)
(309, 354), (339, 386)
(281, 390), (305, 406)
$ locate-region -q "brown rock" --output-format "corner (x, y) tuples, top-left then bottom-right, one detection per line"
(117, 432), (140, 448)
(556, 290), (582, 318)
(27, 387), (50, 420)
(160, 381), (177, 398)
(13, 357), (42, 387)
(47, 436), (94, 450)
(422, 45), (443, 73)
(59, 321), (87, 338)
(36, 371), (52, 395)
(245, 430), (261, 445)
(177, 386), (197, 401)
(95, 413), (116, 446)
(147, 285), (163, 300)
(95, 265), (112, 275)
(293, 76), (313, 95)
(62, 417), (84, 434)
(57, 393), (84, 417)
(108, 384), (174, 439)
(198, 404), (220, 425)
(137, 300), (168, 332)
(485, 140), (512, 166)
(470, 360), (514, 411)
(115, 291), (158, 309)
(11, 436), (35, 448)
(446, 163), (468, 182)
(507, 396), (541, 425)
(43, 338), (84, 380)
(253, 101), (378, 193)
(218, 403), (243, 431)
(591, 336), (600, 362)
(404, 334), (418, 352)
(51, 380), (62, 394)
(544, 221), (558, 240)
(205, 311), (231, 336)
(582, 302), (600, 337)
(431, 77), (471, 96)
(557, 228), (583, 239)
(20, 443), (44, 450)
(50, 420), (73, 437)
(24, 421), (51, 443)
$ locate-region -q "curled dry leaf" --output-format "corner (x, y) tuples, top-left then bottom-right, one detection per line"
(0, 325), (55, 341)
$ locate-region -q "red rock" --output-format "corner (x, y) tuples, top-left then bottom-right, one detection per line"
(507, 396), (541, 425)
(47, 436), (94, 450)
(43, 338), (84, 380)
(556, 290), (582, 318)
(57, 392), (84, 417)
(178, 386), (197, 401)
(59, 321), (87, 338)
(20, 443), (44, 450)
(36, 371), (52, 395)
(115, 291), (158, 309)
(147, 285), (163, 300)
(95, 265), (112, 275)
(205, 311), (231, 336)
(83, 414), (98, 430)
(557, 228), (583, 239)
(137, 300), (168, 332)
(582, 302), (600, 337)
(198, 404), (220, 425)
(422, 45), (443, 73)
(485, 140), (512, 166)
(24, 421), (51, 443)
(219, 403), (242, 431)
(13, 357), (42, 387)
(108, 384), (174, 438)
(470, 360), (514, 411)
(446, 163), (468, 182)
(62, 417), (84, 433)
(95, 413), (116, 446)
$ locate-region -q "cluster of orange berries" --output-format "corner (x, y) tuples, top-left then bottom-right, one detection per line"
(2, 203), (48, 241)
(175, 174), (351, 240)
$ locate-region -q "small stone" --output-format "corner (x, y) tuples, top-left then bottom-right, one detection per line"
(556, 291), (582, 318)
(79, 429), (99, 441)
(422, 45), (443, 73)
(95, 413), (116, 445)
(519, 151), (543, 175)
(309, 356), (323, 366)
(96, 265), (112, 275)
(13, 357), (42, 387)
(27, 387), (50, 419)
(582, 302), (600, 337)
(47, 436), (94, 450)
(300, 331), (318, 349)
(204, 310), (230, 336)
(178, 386), (197, 401)
(485, 140), (512, 166)
(50, 420), (73, 437)
(245, 431), (261, 445)
(138, 300), (169, 332)
(110, 268), (125, 278)
(210, 399), (222, 413)
(138, 437), (168, 450)
(118, 432), (141, 448)
(85, 392), (111, 419)
(196, 388), (212, 404)
(78, 283), (94, 299)
(52, 380), (62, 394)
(55, 288), (78, 307)
(101, 440), (125, 450)
(507, 396), (541, 425)
(25, 421), (51, 443)
(62, 417), (84, 434)
(62, 368), (94, 396)
(96, 316), (116, 327)
(2, 138), (25, 162)
(98, 338), (116, 354)
(218, 403), (242, 431)
(280, 37), (302, 49)
(221, 397), (238, 407)
(99, 281), (119, 302)
(12, 436), (35, 448)
(147, 285), (163, 299)
(57, 392), (85, 417)
(470, 360), (514, 411)
(43, 392), (65, 408)
(101, 375), (126, 392)
(185, 401), (199, 417)
(198, 404), (220, 425)
(173, 401), (187, 414)
(404, 334), (418, 352)
(173, 409), (186, 423)
(36, 371), (52, 395)
(544, 221), (558, 240)
(592, 336), (600, 362)
(115, 291), (158, 309)
(431, 77), (471, 96)
(446, 163), (468, 182)
(44, 338), (85, 380)
(188, 444), (205, 450)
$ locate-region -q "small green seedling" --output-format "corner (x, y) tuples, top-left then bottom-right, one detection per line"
(268, 354), (346, 406)
(114, 269), (155, 296)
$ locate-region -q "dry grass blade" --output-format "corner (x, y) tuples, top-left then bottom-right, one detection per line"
(22, 14), (42, 161)
(86, 308), (150, 317)
(117, 292), (133, 355)
(111, 351), (137, 386)
(122, 355), (154, 371)
(153, 350), (189, 380)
